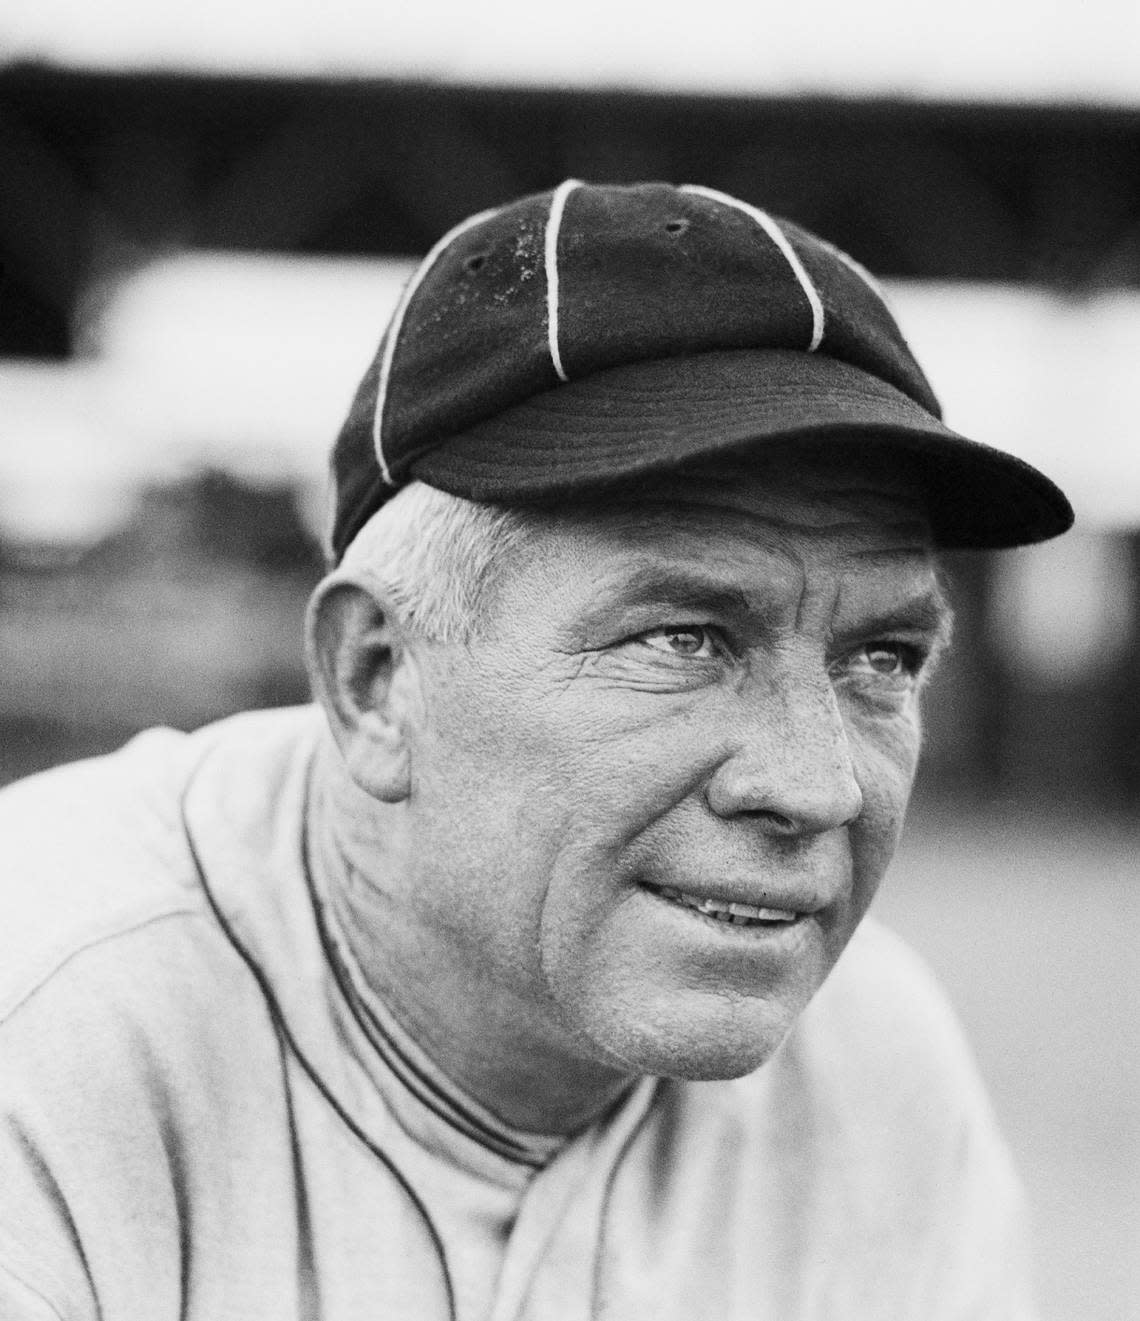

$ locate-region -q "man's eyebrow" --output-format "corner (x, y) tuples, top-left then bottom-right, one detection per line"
(846, 586), (956, 653)
(589, 564), (756, 617)
(585, 564), (955, 654)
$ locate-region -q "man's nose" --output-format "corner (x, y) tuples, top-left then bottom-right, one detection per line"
(704, 666), (863, 835)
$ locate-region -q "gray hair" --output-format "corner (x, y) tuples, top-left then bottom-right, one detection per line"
(334, 480), (532, 642)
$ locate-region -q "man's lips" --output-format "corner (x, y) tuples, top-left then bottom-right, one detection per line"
(640, 880), (818, 927)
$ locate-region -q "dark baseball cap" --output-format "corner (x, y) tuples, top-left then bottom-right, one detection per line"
(328, 180), (1073, 561)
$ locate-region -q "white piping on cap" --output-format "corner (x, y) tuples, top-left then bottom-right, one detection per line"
(681, 183), (825, 353)
(544, 179), (582, 383)
(372, 204), (500, 486)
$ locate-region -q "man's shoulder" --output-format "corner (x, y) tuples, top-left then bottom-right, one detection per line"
(645, 927), (1030, 1315)
(740, 917), (994, 1129)
(653, 918), (1010, 1218)
(806, 917), (982, 1089)
(654, 919), (991, 1150)
(0, 705), (322, 1026)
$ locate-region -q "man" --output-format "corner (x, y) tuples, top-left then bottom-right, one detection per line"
(0, 181), (1071, 1320)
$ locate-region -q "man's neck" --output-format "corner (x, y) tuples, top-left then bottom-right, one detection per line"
(306, 737), (635, 1138)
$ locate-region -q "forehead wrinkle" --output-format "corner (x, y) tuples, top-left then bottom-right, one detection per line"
(522, 490), (941, 637)
(848, 542), (935, 560)
(746, 513), (931, 544)
(554, 502), (929, 563)
(783, 540), (945, 641)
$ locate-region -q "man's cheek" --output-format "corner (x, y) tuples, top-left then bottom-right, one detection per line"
(848, 705), (923, 798)
(855, 691), (924, 753)
(848, 762), (917, 908)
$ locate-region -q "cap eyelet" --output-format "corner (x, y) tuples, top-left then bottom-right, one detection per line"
(464, 252), (488, 273)
(664, 219), (689, 235)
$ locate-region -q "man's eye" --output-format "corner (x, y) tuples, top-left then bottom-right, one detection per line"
(641, 625), (717, 658)
(840, 642), (923, 683)
(865, 645), (908, 677)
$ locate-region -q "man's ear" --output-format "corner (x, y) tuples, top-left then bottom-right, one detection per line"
(305, 574), (417, 802)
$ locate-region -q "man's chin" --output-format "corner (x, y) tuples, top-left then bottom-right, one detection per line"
(644, 1032), (790, 1083)
(591, 997), (800, 1084)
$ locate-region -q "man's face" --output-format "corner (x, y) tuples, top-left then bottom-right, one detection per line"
(398, 451), (949, 1082)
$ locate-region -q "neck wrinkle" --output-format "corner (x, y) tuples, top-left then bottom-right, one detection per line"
(307, 733), (639, 1140)
(306, 743), (575, 1162)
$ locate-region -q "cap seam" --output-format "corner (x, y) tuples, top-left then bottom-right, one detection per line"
(681, 183), (825, 352)
(372, 204), (501, 486)
(544, 179), (581, 384)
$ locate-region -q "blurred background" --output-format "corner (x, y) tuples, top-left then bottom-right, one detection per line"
(1, 3), (1137, 1315)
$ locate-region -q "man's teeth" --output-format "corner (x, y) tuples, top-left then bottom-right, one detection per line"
(654, 885), (798, 925)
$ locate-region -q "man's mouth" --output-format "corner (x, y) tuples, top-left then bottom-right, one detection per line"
(647, 883), (800, 928)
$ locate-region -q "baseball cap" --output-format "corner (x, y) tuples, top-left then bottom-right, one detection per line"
(329, 180), (1073, 560)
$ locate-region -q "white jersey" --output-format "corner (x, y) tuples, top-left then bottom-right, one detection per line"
(0, 708), (1034, 1320)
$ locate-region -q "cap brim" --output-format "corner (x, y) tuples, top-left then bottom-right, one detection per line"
(410, 349), (1073, 549)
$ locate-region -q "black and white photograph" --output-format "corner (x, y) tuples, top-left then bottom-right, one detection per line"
(1, 5), (1137, 1319)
